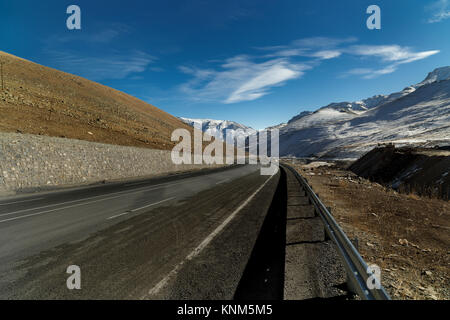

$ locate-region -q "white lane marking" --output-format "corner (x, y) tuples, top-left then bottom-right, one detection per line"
(0, 180), (188, 218)
(0, 198), (44, 206)
(144, 172), (276, 298)
(215, 178), (230, 185)
(0, 193), (128, 224)
(106, 211), (131, 220)
(107, 197), (176, 220)
(131, 197), (176, 212)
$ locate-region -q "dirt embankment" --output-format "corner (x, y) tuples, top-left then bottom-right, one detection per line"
(289, 161), (449, 300)
(349, 145), (450, 200)
(0, 51), (194, 150)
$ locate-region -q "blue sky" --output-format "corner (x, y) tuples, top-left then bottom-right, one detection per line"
(1, 0), (450, 129)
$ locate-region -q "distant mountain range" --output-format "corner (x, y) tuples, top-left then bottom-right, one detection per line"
(182, 67), (450, 159)
(278, 66), (450, 159)
(179, 118), (255, 142)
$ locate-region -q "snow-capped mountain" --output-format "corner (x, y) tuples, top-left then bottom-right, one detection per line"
(180, 67), (450, 160)
(266, 123), (287, 130)
(279, 66), (450, 159)
(415, 66), (450, 87)
(293, 84), (416, 118)
(288, 69), (450, 118)
(179, 117), (256, 141)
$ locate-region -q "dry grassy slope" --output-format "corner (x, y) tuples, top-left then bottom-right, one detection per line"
(0, 51), (195, 150)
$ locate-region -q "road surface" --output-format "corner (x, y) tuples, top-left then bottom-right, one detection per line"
(0, 165), (279, 299)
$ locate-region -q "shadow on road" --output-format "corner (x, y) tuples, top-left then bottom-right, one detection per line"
(234, 168), (287, 300)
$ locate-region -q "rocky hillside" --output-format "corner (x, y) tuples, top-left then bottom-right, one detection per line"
(0, 51), (193, 150)
(349, 145), (450, 200)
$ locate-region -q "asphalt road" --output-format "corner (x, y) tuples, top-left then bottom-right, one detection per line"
(0, 164), (279, 299)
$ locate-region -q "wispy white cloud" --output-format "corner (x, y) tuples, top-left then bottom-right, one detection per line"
(290, 37), (357, 48)
(426, 0), (450, 23)
(180, 37), (439, 103)
(47, 50), (156, 80)
(42, 24), (157, 81)
(311, 50), (342, 60)
(180, 56), (308, 103)
(226, 59), (306, 103)
(345, 65), (397, 79)
(260, 37), (355, 59)
(46, 24), (132, 44)
(349, 45), (439, 63)
(180, 37), (351, 103)
(345, 45), (439, 78)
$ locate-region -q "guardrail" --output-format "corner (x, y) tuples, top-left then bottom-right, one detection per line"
(282, 163), (391, 300)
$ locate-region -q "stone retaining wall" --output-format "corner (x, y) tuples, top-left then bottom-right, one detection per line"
(0, 133), (222, 194)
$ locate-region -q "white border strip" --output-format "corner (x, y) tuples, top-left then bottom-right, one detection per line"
(107, 197), (176, 220)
